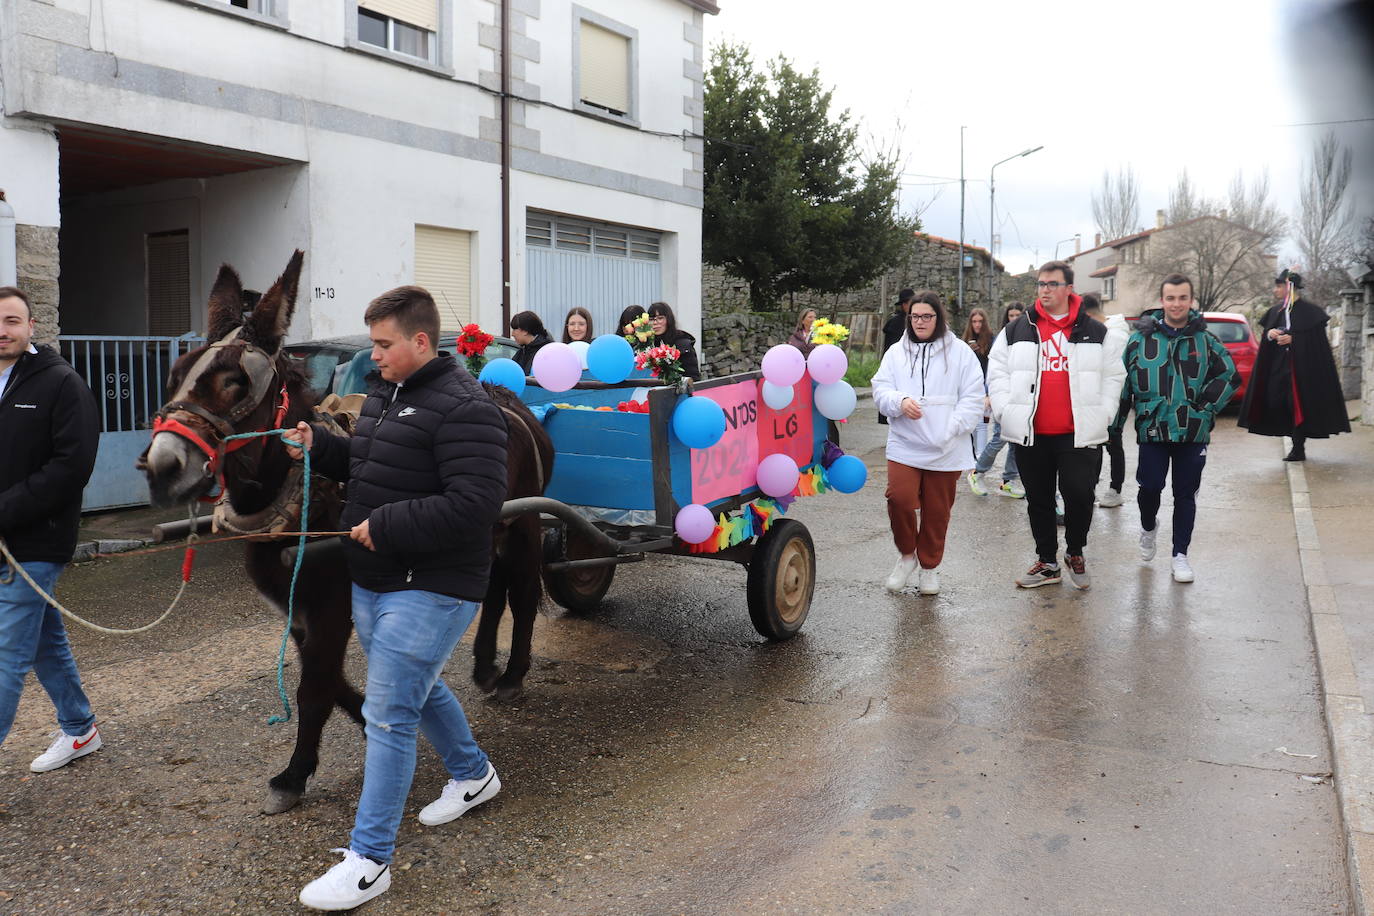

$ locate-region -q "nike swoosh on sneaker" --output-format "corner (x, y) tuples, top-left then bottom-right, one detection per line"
(463, 770), (496, 803)
(357, 867), (387, 891)
(73, 733), (96, 750)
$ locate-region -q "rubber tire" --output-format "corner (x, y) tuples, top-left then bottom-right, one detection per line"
(541, 526), (615, 613)
(746, 518), (814, 641)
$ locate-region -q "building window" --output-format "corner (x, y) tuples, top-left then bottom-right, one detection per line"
(357, 0), (435, 62)
(147, 230), (191, 337)
(414, 225), (473, 330)
(573, 8), (637, 122)
(216, 0), (274, 13)
(1103, 277), (1117, 301)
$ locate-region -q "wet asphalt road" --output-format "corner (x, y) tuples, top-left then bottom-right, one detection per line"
(0, 407), (1351, 914)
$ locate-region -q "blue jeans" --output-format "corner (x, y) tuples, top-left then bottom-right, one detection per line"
(0, 561), (96, 746)
(974, 420), (1020, 481)
(349, 585), (487, 863)
(1136, 442), (1208, 556)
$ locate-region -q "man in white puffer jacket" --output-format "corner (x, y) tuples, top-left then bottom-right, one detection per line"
(871, 291), (986, 596)
(986, 261), (1127, 590)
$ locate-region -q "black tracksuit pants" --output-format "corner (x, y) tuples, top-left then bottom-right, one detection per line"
(1013, 434), (1103, 563)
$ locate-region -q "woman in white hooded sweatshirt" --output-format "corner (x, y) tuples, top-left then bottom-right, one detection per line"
(871, 291), (987, 595)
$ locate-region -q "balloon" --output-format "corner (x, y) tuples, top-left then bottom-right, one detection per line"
(568, 339), (591, 370)
(587, 334), (635, 384)
(806, 344), (848, 385)
(532, 342), (582, 392)
(761, 344), (806, 387)
(761, 380), (794, 410)
(756, 453), (799, 498)
(674, 503), (716, 545)
(827, 454), (867, 493)
(477, 357), (526, 396)
(671, 396), (727, 449)
(814, 380), (857, 420)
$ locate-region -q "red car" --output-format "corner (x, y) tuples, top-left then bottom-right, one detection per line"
(1202, 312), (1258, 405)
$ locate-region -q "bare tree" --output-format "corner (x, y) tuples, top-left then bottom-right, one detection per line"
(1090, 166), (1140, 242)
(1166, 169), (1203, 223)
(1144, 169), (1285, 313)
(1295, 130), (1356, 305)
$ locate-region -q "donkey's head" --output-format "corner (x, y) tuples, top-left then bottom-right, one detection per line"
(139, 250), (304, 507)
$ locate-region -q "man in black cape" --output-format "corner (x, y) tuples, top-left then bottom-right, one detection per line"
(1238, 269), (1350, 460)
(877, 288), (916, 426)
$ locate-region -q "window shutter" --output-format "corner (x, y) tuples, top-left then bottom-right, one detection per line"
(359, 0), (436, 32)
(579, 21), (630, 114)
(147, 230), (191, 337)
(414, 225), (472, 331)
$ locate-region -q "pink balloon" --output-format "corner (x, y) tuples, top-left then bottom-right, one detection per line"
(532, 342), (582, 392)
(675, 503), (717, 544)
(761, 344), (806, 388)
(756, 453), (800, 498)
(806, 344), (848, 385)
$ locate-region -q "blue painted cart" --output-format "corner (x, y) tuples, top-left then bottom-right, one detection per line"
(507, 371), (824, 640)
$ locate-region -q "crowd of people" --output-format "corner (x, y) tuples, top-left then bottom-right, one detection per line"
(873, 261), (1349, 596)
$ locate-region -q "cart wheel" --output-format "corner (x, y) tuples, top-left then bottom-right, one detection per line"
(746, 518), (814, 640)
(542, 526), (615, 613)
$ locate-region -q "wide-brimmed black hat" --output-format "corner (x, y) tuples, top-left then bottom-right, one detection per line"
(1276, 268), (1304, 289)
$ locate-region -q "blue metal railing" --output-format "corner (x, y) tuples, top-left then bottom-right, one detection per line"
(58, 334), (207, 434)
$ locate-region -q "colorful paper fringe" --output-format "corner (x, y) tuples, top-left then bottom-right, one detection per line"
(685, 464), (831, 554)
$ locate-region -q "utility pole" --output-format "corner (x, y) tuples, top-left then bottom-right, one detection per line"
(958, 126), (966, 315)
(988, 145), (1043, 310)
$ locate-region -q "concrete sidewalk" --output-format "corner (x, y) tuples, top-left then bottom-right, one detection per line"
(1286, 402), (1374, 915)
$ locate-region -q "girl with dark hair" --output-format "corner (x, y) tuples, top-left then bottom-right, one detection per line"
(646, 302), (701, 380)
(788, 308), (818, 356)
(561, 307), (594, 344)
(961, 308), (994, 372)
(969, 303), (1025, 498)
(509, 310), (553, 374)
(871, 290), (985, 595)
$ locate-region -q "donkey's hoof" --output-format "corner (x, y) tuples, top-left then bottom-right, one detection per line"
(263, 788), (303, 815)
(473, 671), (500, 694)
(494, 684), (525, 703)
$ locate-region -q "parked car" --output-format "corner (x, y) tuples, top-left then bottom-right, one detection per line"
(284, 333), (519, 400)
(1201, 311), (1259, 405)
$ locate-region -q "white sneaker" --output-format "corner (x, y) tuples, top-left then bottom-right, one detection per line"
(998, 479), (1026, 499)
(1139, 526), (1157, 562)
(1097, 487), (1123, 508)
(967, 470), (988, 496)
(885, 556), (919, 592)
(299, 848), (390, 911)
(30, 725), (102, 773)
(917, 567), (940, 595)
(1172, 554), (1195, 583)
(418, 762), (501, 826)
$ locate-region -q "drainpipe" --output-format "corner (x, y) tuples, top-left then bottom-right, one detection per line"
(500, 0), (512, 333)
(0, 190), (16, 286)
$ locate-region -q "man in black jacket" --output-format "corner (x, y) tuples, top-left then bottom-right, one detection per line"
(289, 286), (508, 911)
(878, 288), (916, 425)
(0, 286), (102, 772)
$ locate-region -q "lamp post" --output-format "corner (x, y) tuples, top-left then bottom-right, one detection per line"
(958, 126), (966, 316)
(1053, 234), (1081, 260)
(988, 145), (1043, 308)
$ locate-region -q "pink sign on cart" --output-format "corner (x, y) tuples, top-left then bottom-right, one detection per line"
(688, 378), (815, 505)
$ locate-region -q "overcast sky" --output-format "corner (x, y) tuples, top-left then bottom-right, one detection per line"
(704, 0), (1373, 276)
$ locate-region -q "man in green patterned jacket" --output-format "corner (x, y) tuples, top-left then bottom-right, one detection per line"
(1112, 273), (1237, 584)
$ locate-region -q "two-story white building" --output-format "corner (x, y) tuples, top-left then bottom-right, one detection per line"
(1, 0), (713, 339)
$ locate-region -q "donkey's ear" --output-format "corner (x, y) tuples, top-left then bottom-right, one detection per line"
(244, 249), (304, 352)
(206, 264), (245, 341)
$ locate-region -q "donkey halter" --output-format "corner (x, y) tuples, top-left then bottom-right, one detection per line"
(151, 327), (291, 498)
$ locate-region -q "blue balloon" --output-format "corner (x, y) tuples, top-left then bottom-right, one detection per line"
(478, 357), (526, 396)
(827, 454), (867, 493)
(671, 395), (727, 449)
(587, 334), (635, 384)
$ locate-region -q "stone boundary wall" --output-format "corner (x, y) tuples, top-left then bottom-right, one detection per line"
(17, 225), (60, 342)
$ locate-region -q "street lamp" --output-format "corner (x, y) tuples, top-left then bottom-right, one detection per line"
(988, 145), (1043, 308)
(1053, 234), (1081, 260)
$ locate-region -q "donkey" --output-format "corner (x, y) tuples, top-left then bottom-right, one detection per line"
(138, 250), (553, 814)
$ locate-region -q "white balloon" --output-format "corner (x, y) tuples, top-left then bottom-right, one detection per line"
(761, 380), (794, 410)
(814, 380), (857, 420)
(568, 340), (591, 369)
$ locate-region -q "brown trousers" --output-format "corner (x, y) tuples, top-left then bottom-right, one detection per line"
(885, 461), (961, 569)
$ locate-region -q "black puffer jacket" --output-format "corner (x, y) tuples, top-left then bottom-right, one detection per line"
(0, 346), (99, 563)
(310, 354), (508, 600)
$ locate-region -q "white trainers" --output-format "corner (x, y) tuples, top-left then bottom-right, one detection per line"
(1172, 554), (1195, 583)
(1139, 526), (1157, 562)
(917, 567), (940, 595)
(998, 479), (1026, 499)
(884, 556), (919, 592)
(1097, 487), (1123, 508)
(30, 725), (102, 773)
(967, 470), (988, 496)
(299, 848), (390, 911)
(418, 762), (501, 826)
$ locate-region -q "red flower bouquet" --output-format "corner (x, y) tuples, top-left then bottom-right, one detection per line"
(634, 344), (685, 387)
(455, 323), (494, 375)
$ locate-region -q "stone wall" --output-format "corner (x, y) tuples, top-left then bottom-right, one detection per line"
(16, 224), (60, 342)
(700, 311), (796, 377)
(1336, 288), (1366, 401)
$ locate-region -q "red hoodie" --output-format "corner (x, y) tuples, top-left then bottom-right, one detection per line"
(1032, 294), (1080, 436)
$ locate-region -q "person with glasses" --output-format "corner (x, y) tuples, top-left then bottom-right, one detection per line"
(871, 290), (985, 596)
(987, 261), (1126, 589)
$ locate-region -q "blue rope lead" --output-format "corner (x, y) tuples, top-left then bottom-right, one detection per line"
(222, 427), (311, 725)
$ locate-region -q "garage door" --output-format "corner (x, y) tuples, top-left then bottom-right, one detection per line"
(525, 211), (662, 338)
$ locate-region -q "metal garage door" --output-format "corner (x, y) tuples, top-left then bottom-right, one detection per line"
(525, 211), (661, 338)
